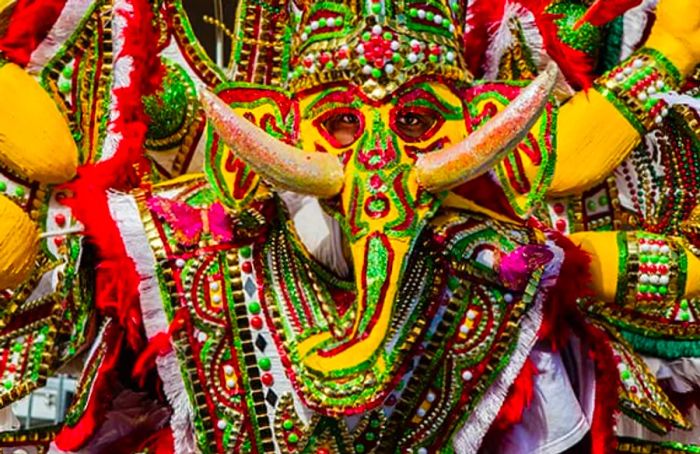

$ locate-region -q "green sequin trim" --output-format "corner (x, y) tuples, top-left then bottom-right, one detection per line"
(620, 329), (700, 359)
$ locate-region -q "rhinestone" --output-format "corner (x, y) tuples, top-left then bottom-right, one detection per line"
(466, 310), (477, 320)
(417, 9), (426, 19)
(175, 258), (185, 268)
(226, 379), (235, 388)
(459, 325), (469, 334)
(327, 18), (335, 27)
(255, 334), (268, 352)
(418, 449), (428, 454)
(244, 278), (257, 298)
(197, 332), (207, 342)
(633, 59), (643, 68)
(426, 392), (436, 402)
(462, 370), (473, 381)
(217, 420), (227, 430)
(504, 293), (513, 303)
(417, 408), (426, 417)
(301, 33), (308, 41)
(390, 40), (400, 50)
(212, 294), (222, 303)
(265, 389), (278, 406)
(224, 365), (234, 375)
(210, 282), (220, 291)
(434, 14), (442, 24)
(310, 21), (319, 30)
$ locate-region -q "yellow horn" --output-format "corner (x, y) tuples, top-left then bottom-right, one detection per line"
(200, 90), (344, 198)
(0, 62), (77, 183)
(415, 61), (559, 192)
(0, 194), (38, 290)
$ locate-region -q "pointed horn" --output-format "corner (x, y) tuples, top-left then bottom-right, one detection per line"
(415, 61), (559, 192)
(200, 90), (344, 198)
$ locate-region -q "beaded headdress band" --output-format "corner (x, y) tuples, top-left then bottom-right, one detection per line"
(286, 0), (472, 99)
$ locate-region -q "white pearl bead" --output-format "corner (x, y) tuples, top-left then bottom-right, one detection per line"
(660, 245), (670, 254)
(226, 379), (235, 388)
(362, 65), (372, 74)
(301, 33), (308, 41)
(647, 86), (656, 95)
(651, 244), (660, 253)
(385, 64), (395, 74)
(408, 53), (418, 63)
(615, 73), (625, 82)
(638, 92), (648, 101)
(462, 370), (473, 381)
(417, 9), (426, 19)
(217, 420), (227, 430)
(504, 293), (513, 303)
(446, 51), (455, 62)
(449, 24), (455, 32)
(372, 24), (383, 35)
(459, 325), (469, 334)
(212, 294), (222, 303)
(633, 59), (643, 68)
(639, 274), (650, 284)
(640, 244), (651, 252)
(339, 59), (349, 68)
(175, 258), (185, 268)
(197, 332), (207, 342)
(390, 40), (400, 51)
(649, 275), (660, 284)
(210, 282), (220, 291)
(656, 80), (665, 89)
(466, 310), (477, 320)
(434, 14), (442, 24)
(224, 365), (234, 375)
(310, 21), (319, 30)
(327, 18), (335, 27)
(659, 275), (670, 285)
(356, 44), (365, 54)
(624, 67), (633, 75)
(418, 449), (428, 454)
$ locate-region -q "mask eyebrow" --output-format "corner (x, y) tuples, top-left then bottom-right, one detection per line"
(303, 86), (362, 119)
(394, 83), (462, 118)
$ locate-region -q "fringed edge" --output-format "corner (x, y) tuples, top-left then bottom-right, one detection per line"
(484, 2), (544, 81)
(452, 298), (544, 453)
(621, 0), (658, 59)
(108, 191), (196, 454)
(26, 0), (95, 74)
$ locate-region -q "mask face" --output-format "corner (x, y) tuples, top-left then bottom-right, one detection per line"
(258, 79), (469, 412)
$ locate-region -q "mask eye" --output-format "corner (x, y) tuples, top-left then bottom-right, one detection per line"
(393, 108), (442, 141)
(321, 110), (363, 147)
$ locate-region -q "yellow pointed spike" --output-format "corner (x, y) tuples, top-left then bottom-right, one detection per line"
(0, 194), (38, 289)
(0, 62), (77, 183)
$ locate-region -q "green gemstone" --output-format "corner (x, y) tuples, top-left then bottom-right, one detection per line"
(370, 419), (380, 428)
(325, 62), (334, 70)
(58, 79), (71, 94)
(248, 301), (261, 314)
(359, 56), (367, 65)
(282, 419), (294, 430)
(336, 17), (344, 25)
(659, 285), (668, 295)
(598, 195), (608, 206)
(3, 380), (11, 390)
(681, 300), (689, 309)
(640, 255), (649, 263)
(62, 65), (74, 78)
(12, 343), (21, 353)
(319, 18), (327, 27)
(682, 312), (691, 321)
(304, 26), (312, 34)
(391, 53), (401, 63)
(621, 370), (631, 380)
(258, 357), (272, 371)
(447, 275), (460, 291)
(240, 246), (252, 258)
(356, 445), (365, 453)
(371, 68), (382, 79)
(428, 54), (438, 63)
(288, 433), (299, 444)
(650, 255), (659, 263)
(638, 284), (649, 293)
(371, 3), (381, 13)
(14, 187), (25, 197)
(409, 8), (418, 17)
(366, 433), (376, 441)
(659, 256), (669, 264)
(586, 200), (596, 211)
(426, 11), (434, 20)
(362, 32), (371, 41)
(383, 32), (392, 40)
(0, 181), (6, 192)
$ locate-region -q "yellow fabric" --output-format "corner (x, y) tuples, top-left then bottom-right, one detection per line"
(0, 195), (38, 290)
(547, 90), (639, 197)
(0, 63), (77, 183)
(647, 0), (700, 76)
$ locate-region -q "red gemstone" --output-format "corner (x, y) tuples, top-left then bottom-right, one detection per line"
(613, 355), (622, 363)
(384, 49), (393, 59)
(337, 48), (348, 59)
(7, 364), (15, 373)
(431, 46), (441, 55)
(630, 385), (638, 393)
(374, 58), (384, 68)
(303, 58), (312, 68)
(319, 53), (331, 65)
(242, 261), (252, 273)
(251, 316), (263, 330)
(317, 449), (330, 454)
(555, 219), (567, 232)
(53, 237), (64, 247)
(370, 174), (383, 189)
(261, 373), (274, 386)
(658, 265), (668, 274)
(553, 203), (565, 215)
(411, 44), (421, 53)
(54, 213), (66, 227)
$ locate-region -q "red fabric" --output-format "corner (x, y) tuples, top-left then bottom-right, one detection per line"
(54, 325), (124, 451)
(575, 0), (643, 28)
(0, 0), (67, 66)
(490, 357), (539, 431)
(136, 427), (175, 454)
(537, 229), (593, 350)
